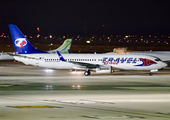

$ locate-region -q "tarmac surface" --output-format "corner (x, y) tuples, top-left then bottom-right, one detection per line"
(0, 61), (170, 120)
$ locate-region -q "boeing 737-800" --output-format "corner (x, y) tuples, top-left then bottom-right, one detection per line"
(9, 24), (167, 76)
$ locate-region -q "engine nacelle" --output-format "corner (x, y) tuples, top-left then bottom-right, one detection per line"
(96, 66), (112, 74)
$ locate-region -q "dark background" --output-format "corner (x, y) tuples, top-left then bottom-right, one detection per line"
(0, 0), (170, 36)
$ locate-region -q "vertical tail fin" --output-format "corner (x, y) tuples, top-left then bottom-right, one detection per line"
(9, 24), (47, 54)
(48, 39), (72, 53)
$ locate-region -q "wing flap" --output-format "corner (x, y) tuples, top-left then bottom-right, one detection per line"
(69, 61), (100, 69)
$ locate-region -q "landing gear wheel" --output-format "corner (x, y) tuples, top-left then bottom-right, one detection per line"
(149, 72), (153, 76)
(84, 70), (91, 76)
(84, 71), (89, 76)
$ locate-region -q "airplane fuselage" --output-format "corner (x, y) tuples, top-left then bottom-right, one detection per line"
(14, 53), (166, 71)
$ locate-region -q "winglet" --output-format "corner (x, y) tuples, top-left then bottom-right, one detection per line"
(57, 51), (65, 61)
(68, 49), (72, 54)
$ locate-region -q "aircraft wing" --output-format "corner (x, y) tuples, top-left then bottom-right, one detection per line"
(69, 61), (100, 69)
(57, 51), (105, 69)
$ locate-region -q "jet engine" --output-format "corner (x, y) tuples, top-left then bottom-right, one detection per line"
(96, 66), (112, 74)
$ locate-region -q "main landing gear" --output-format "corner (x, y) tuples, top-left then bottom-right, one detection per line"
(84, 70), (91, 76)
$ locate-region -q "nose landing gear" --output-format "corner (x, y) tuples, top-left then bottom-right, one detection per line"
(149, 72), (153, 76)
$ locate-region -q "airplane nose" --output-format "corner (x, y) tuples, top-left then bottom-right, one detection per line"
(161, 62), (167, 68)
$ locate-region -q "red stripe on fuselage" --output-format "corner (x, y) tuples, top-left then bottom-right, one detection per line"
(140, 58), (157, 66)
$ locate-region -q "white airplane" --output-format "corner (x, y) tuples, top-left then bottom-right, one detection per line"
(9, 24), (167, 76)
(0, 38), (72, 60)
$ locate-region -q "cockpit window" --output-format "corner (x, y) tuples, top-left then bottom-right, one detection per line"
(155, 58), (161, 61)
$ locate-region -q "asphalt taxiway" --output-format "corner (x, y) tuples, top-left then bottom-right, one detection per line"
(0, 61), (170, 120)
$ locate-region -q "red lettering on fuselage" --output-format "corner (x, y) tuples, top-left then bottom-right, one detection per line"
(104, 61), (118, 65)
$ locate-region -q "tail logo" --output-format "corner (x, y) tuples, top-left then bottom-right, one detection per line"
(15, 38), (27, 47)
